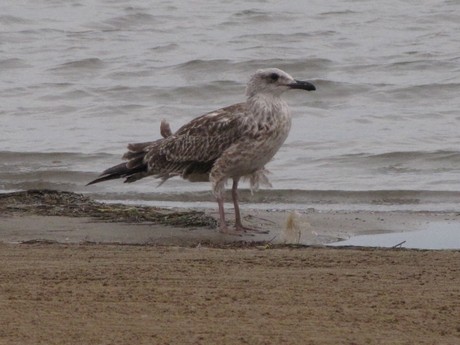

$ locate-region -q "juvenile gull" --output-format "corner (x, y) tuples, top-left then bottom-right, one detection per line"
(87, 68), (316, 234)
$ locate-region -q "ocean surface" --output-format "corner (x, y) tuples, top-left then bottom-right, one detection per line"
(1, 0), (460, 211)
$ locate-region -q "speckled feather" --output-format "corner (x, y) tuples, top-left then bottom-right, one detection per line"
(119, 103), (257, 184)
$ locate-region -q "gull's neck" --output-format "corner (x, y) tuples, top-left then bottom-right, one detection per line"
(247, 93), (290, 121)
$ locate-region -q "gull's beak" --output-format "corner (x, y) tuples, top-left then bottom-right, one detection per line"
(289, 80), (316, 91)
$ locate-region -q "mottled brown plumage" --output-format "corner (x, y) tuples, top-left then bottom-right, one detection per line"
(87, 68), (315, 234)
(158, 118), (272, 190)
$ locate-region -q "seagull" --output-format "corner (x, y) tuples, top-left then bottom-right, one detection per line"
(87, 68), (316, 234)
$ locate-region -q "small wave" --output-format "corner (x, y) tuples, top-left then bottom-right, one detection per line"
(383, 83), (460, 101)
(234, 58), (332, 72)
(170, 59), (233, 72)
(386, 59), (435, 69)
(0, 151), (115, 174)
(90, 189), (460, 206)
(228, 9), (272, 22)
(359, 150), (460, 163)
(232, 9), (268, 17)
(49, 58), (105, 72)
(313, 150), (460, 178)
(319, 10), (357, 16)
(0, 58), (31, 69)
(0, 150), (112, 161)
(323, 150), (460, 162)
(150, 43), (179, 53)
(153, 81), (242, 104)
(0, 15), (32, 25)
(223, 9), (294, 24)
(103, 12), (159, 30)
(237, 32), (337, 42)
(168, 58), (332, 75)
(0, 151), (114, 193)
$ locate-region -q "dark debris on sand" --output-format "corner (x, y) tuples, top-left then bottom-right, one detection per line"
(0, 189), (217, 228)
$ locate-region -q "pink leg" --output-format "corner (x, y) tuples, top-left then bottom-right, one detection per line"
(232, 178), (244, 230)
(216, 194), (243, 236)
(232, 178), (268, 234)
(212, 176), (239, 235)
(217, 196), (227, 231)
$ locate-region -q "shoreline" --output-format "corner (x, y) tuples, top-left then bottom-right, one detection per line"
(1, 189), (460, 248)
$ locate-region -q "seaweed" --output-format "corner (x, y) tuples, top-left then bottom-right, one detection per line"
(0, 189), (217, 228)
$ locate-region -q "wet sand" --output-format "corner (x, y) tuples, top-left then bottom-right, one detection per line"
(2, 190), (460, 246)
(1, 190), (459, 344)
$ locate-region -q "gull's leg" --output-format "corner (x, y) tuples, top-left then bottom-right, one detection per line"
(232, 178), (268, 234)
(211, 178), (240, 235)
(216, 195), (243, 236)
(232, 178), (244, 230)
(211, 166), (244, 235)
(217, 195), (227, 232)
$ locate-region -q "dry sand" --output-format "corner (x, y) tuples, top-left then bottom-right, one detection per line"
(1, 190), (459, 344)
(1, 243), (459, 345)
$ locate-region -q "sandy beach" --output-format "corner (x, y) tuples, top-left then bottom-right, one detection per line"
(1, 190), (459, 344)
(1, 244), (459, 345)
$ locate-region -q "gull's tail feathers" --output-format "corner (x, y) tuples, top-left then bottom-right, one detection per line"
(86, 162), (147, 185)
(86, 141), (158, 186)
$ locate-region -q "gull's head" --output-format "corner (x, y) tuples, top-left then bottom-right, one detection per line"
(246, 68), (316, 98)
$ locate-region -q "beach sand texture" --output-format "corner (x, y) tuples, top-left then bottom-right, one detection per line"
(0, 190), (459, 344)
(1, 244), (459, 345)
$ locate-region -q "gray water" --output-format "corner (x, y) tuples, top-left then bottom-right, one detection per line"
(329, 222), (460, 250)
(1, 0), (460, 210)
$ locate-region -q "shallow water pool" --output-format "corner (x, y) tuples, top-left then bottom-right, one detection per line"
(329, 222), (460, 250)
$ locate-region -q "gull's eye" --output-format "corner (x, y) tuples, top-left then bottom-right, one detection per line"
(269, 73), (279, 82)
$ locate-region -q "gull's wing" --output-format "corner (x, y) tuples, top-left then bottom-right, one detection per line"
(148, 103), (252, 164)
(87, 103), (253, 185)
